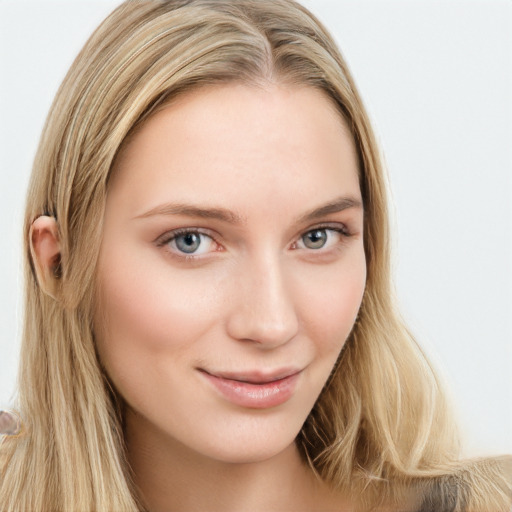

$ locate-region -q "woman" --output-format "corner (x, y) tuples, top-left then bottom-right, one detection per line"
(0, 0), (510, 510)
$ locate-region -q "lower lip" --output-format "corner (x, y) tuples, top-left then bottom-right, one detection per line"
(200, 371), (300, 409)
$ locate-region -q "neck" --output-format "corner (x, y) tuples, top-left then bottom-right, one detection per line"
(125, 408), (352, 512)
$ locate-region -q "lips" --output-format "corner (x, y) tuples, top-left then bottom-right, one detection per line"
(198, 368), (302, 409)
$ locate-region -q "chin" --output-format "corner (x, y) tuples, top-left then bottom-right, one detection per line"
(201, 436), (299, 465)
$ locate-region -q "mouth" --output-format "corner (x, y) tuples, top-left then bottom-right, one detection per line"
(198, 368), (302, 409)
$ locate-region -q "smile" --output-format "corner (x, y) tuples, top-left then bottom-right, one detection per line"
(198, 368), (302, 409)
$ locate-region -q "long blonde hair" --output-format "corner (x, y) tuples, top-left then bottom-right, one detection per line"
(1, 1), (510, 510)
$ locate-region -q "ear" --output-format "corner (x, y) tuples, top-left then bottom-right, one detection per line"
(29, 215), (62, 300)
(0, 410), (21, 436)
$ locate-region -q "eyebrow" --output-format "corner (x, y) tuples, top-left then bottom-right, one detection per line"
(298, 196), (363, 223)
(134, 196), (362, 224)
(134, 203), (244, 223)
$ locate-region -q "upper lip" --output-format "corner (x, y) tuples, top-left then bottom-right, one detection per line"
(199, 367), (303, 384)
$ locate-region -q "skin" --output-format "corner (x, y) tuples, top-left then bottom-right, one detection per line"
(0, 411), (20, 436)
(32, 84), (366, 511)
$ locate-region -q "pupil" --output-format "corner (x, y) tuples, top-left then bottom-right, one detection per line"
(304, 229), (327, 249)
(176, 233), (200, 253)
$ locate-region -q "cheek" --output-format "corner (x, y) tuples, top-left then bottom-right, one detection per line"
(93, 248), (220, 386)
(298, 254), (366, 356)
(93, 239), (365, 400)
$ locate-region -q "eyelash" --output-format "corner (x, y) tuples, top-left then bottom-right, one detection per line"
(156, 228), (220, 260)
(156, 224), (352, 261)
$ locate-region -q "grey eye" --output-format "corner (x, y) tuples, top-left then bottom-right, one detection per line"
(301, 229), (328, 249)
(163, 230), (216, 257)
(175, 232), (202, 253)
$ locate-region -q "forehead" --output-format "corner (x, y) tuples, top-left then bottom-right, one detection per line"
(108, 83), (361, 220)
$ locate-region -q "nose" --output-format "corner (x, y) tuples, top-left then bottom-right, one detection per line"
(225, 255), (299, 349)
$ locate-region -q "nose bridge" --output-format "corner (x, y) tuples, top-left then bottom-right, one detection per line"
(226, 249), (299, 348)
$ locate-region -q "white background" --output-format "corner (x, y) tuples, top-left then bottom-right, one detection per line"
(0, 0), (511, 457)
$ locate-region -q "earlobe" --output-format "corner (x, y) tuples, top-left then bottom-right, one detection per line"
(29, 216), (62, 299)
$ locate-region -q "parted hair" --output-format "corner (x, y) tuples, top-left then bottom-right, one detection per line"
(0, 1), (510, 511)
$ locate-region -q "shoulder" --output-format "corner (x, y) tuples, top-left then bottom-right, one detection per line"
(415, 473), (468, 512)
(415, 456), (512, 512)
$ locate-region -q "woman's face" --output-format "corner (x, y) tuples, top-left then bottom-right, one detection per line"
(94, 83), (366, 463)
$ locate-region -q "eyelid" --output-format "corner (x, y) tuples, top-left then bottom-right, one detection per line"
(297, 222), (352, 239)
(291, 223), (352, 251)
(155, 227), (222, 260)
(155, 227), (214, 245)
